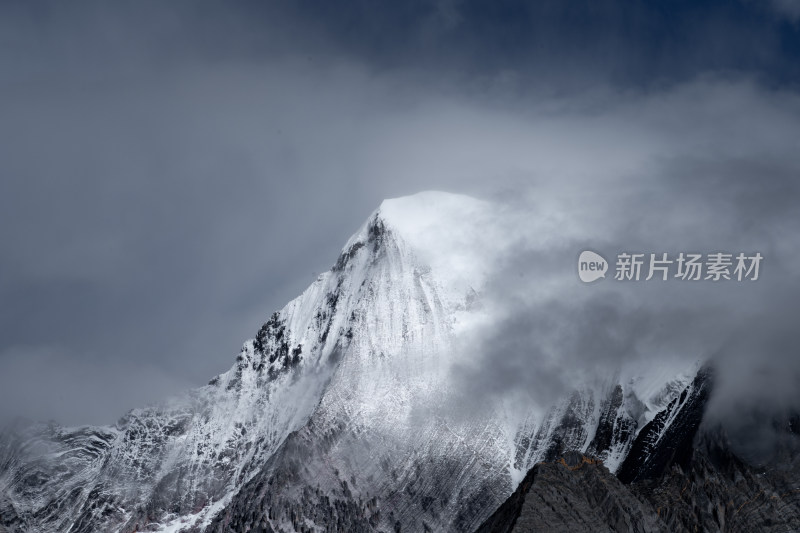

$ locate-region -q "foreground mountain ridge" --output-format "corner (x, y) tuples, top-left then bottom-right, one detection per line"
(475, 425), (800, 533)
(1, 192), (707, 533)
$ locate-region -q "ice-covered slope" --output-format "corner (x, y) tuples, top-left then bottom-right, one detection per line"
(0, 192), (702, 533)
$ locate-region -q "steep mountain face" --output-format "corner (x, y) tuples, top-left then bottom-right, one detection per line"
(0, 192), (707, 533)
(475, 452), (664, 533)
(476, 361), (800, 532)
(475, 410), (800, 532)
(476, 368), (716, 533)
(616, 366), (712, 484)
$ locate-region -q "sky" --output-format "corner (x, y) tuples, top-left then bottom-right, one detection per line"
(1, 0), (800, 426)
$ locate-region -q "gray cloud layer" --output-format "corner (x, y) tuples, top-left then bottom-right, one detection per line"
(1, 1), (799, 427)
(445, 87), (800, 459)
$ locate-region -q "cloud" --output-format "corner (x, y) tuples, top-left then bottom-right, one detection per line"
(0, 2), (799, 428)
(438, 80), (800, 437)
(767, 0), (800, 22)
(0, 345), (191, 426)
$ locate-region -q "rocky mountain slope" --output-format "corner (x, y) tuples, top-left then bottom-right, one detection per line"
(475, 427), (800, 533)
(475, 369), (800, 533)
(0, 192), (728, 533)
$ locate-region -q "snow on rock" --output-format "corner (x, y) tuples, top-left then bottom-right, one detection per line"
(0, 191), (703, 533)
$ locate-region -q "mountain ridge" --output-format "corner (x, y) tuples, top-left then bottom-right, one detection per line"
(0, 192), (709, 533)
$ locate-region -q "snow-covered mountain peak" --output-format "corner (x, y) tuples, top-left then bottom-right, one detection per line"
(0, 191), (709, 533)
(376, 191), (492, 244)
(344, 191), (511, 307)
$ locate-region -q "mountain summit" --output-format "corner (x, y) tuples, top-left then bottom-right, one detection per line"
(1, 192), (716, 533)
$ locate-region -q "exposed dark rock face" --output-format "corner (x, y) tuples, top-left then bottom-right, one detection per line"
(477, 432), (800, 533)
(587, 385), (626, 456)
(635, 427), (800, 533)
(476, 452), (662, 533)
(475, 366), (800, 533)
(617, 365), (712, 484)
(0, 495), (23, 533)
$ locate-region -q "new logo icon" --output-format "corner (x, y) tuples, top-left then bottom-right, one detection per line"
(578, 250), (608, 283)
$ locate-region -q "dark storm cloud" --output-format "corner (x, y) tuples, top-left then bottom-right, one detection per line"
(0, 1), (441, 424)
(1, 1), (799, 425)
(284, 0), (800, 89)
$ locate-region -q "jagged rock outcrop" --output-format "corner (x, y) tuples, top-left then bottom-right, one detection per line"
(635, 425), (800, 533)
(477, 432), (800, 533)
(617, 365), (712, 484)
(475, 368), (800, 533)
(476, 452), (662, 533)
